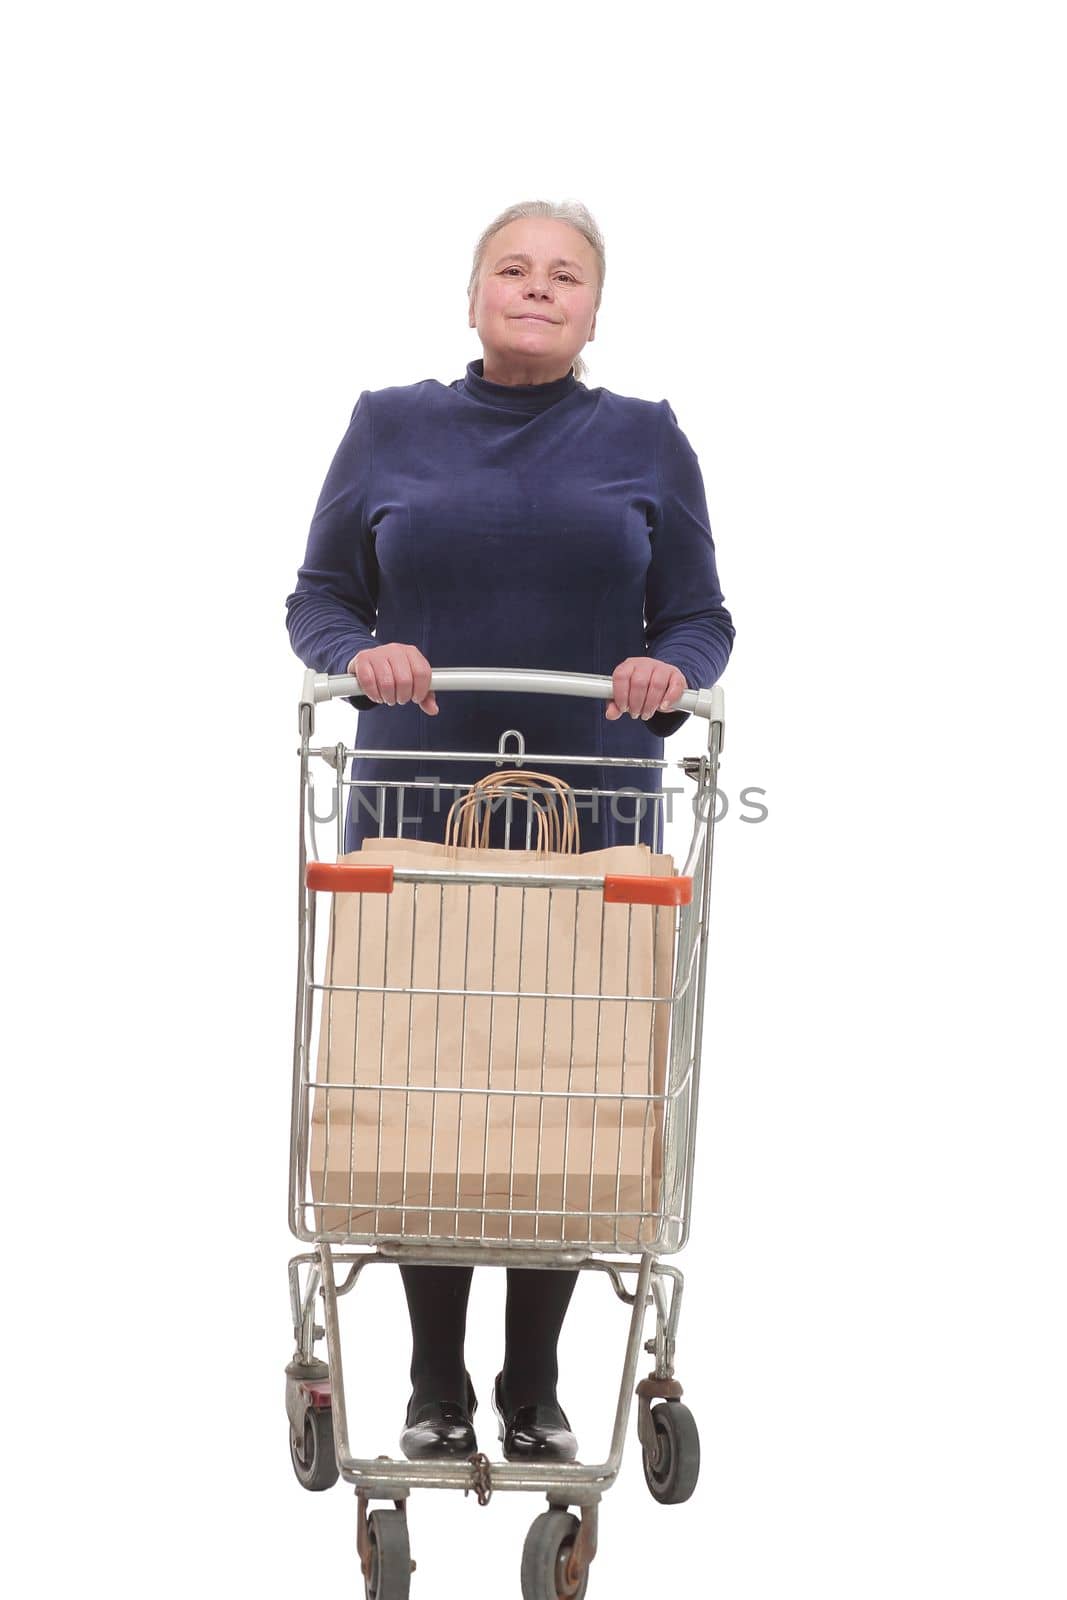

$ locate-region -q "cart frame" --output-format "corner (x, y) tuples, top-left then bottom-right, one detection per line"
(285, 667), (725, 1596)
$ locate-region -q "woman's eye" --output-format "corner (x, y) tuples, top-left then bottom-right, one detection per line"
(501, 266), (577, 282)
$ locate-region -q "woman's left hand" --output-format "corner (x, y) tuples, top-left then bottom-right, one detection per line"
(605, 657), (688, 720)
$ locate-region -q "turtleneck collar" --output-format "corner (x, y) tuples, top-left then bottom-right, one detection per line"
(461, 357), (578, 414)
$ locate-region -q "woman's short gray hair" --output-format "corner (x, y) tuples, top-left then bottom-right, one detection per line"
(467, 199), (605, 383)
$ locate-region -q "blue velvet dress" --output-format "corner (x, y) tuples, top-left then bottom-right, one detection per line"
(286, 359), (734, 855)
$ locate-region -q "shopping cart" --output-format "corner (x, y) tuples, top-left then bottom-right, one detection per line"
(285, 667), (725, 1599)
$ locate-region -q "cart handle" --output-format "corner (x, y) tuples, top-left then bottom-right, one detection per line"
(301, 666), (724, 728)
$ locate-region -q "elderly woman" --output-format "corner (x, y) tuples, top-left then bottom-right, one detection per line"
(285, 199), (734, 1466)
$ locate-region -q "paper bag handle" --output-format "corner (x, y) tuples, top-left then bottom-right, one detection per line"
(444, 768), (581, 855)
(461, 770), (580, 854)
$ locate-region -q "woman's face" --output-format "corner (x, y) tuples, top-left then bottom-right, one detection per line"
(468, 218), (599, 382)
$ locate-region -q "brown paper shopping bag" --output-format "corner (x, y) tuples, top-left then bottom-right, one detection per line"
(308, 771), (679, 1245)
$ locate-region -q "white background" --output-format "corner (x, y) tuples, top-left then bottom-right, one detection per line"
(3, 3), (1064, 1596)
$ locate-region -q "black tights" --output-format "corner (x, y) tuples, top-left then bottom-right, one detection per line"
(399, 1263), (577, 1412)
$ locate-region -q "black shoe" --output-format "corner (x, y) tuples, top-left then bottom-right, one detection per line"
(399, 1372), (478, 1461)
(491, 1372), (578, 1464)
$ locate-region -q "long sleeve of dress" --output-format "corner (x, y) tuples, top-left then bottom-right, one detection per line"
(285, 391), (379, 707)
(643, 399), (735, 739)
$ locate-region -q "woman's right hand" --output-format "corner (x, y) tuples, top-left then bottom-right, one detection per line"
(346, 644), (439, 715)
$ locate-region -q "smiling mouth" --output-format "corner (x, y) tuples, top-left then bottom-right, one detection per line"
(514, 315), (558, 323)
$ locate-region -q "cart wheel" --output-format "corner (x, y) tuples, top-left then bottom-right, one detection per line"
(642, 1400), (700, 1505)
(289, 1406), (339, 1492)
(366, 1508), (411, 1600)
(521, 1509), (589, 1599)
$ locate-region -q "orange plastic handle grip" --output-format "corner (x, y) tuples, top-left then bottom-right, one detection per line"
(603, 874), (693, 906)
(306, 862), (395, 894)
